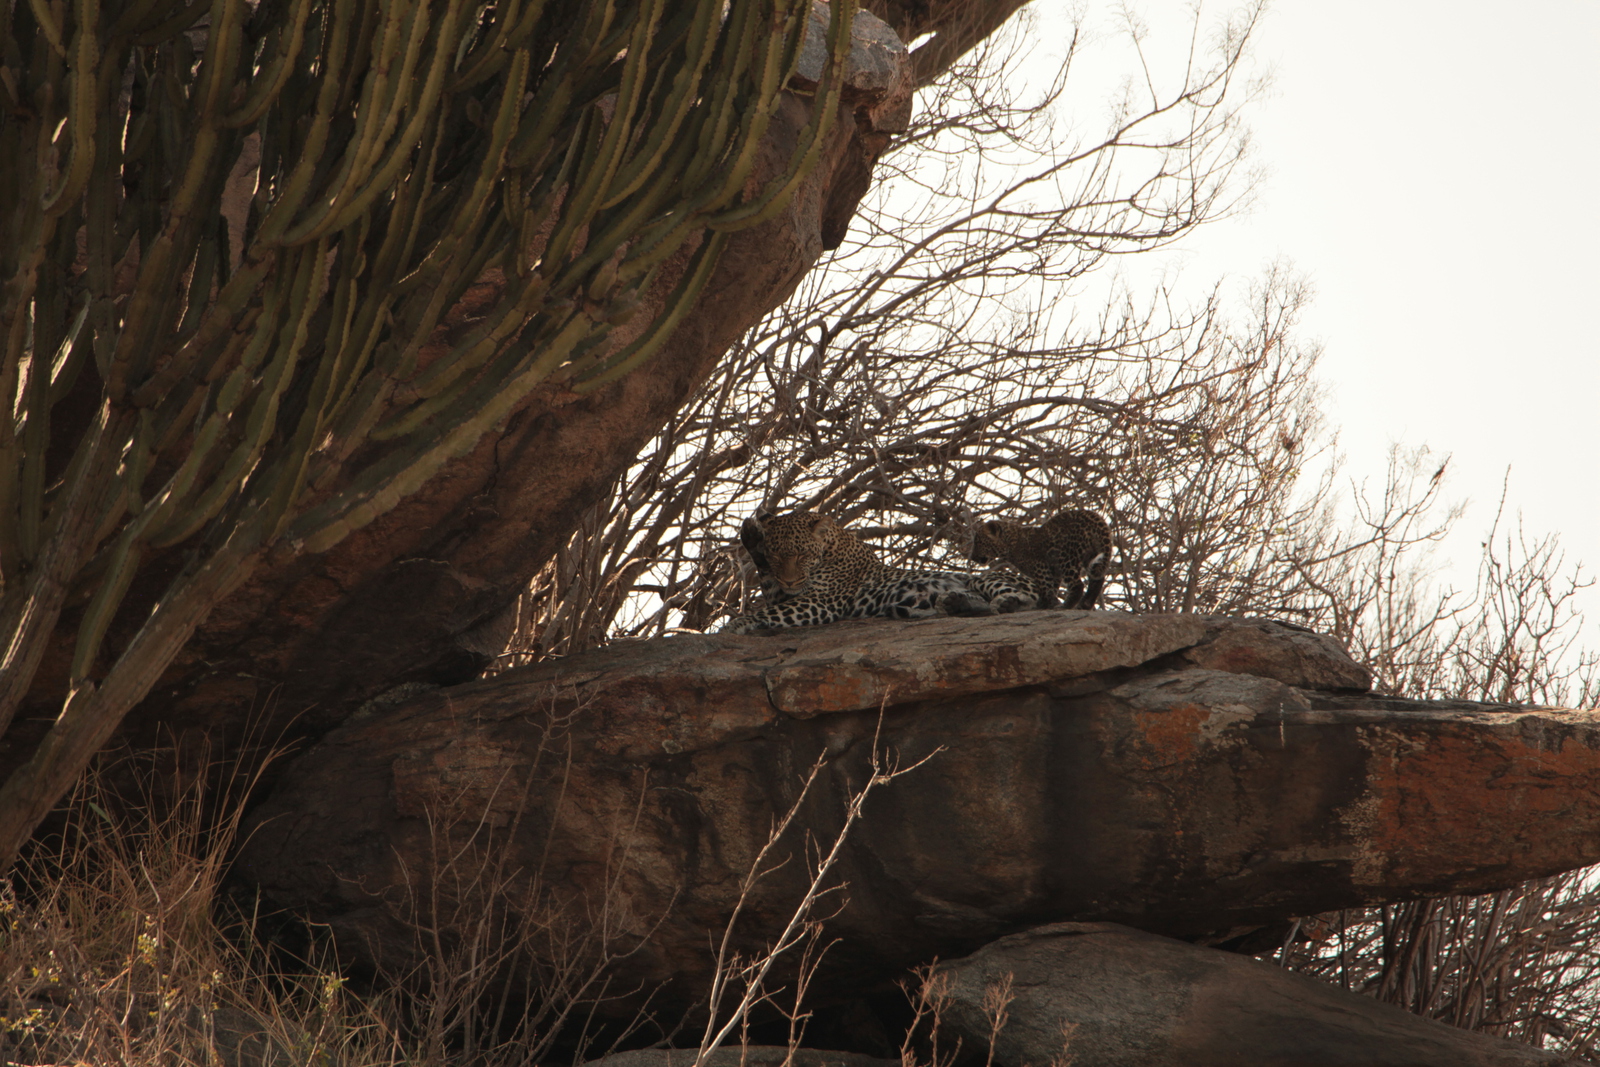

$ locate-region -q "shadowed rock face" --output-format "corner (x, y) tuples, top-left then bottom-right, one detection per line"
(935, 923), (1570, 1067)
(237, 611), (1600, 1010)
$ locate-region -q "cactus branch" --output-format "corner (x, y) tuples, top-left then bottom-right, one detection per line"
(0, 0), (863, 871)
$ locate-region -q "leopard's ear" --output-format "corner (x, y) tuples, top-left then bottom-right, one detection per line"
(755, 510), (775, 525)
(808, 512), (833, 530)
(983, 520), (1003, 535)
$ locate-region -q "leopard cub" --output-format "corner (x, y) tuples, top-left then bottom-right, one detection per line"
(968, 507), (1112, 609)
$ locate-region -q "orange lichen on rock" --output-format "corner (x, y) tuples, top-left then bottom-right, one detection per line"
(1352, 718), (1600, 890)
(1127, 702), (1211, 771)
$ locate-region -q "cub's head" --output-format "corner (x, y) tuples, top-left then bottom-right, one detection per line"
(741, 510), (840, 593)
(969, 519), (1019, 565)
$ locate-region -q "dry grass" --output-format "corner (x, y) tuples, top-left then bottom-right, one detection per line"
(896, 966), (1074, 1067)
(0, 751), (409, 1066)
(898, 966), (958, 1067)
(0, 748), (632, 1067)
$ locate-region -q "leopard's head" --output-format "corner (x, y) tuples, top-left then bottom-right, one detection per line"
(742, 510), (841, 593)
(969, 519), (1019, 565)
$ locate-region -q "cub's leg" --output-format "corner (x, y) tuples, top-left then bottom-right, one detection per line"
(1079, 549), (1110, 609)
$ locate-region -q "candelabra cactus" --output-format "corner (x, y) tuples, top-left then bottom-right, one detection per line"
(0, 0), (858, 866)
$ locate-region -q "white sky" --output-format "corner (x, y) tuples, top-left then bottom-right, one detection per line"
(1024, 0), (1599, 650)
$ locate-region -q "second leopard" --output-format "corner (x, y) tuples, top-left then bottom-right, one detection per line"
(968, 507), (1112, 609)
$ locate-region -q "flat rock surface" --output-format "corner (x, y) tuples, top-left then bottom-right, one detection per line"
(935, 922), (1576, 1067)
(238, 611), (1599, 1011)
(759, 610), (1206, 716)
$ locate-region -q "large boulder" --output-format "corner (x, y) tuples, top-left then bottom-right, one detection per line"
(237, 611), (1600, 1012)
(933, 922), (1574, 1067)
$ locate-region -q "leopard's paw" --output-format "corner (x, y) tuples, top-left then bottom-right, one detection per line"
(935, 590), (994, 616)
(991, 591), (1038, 614)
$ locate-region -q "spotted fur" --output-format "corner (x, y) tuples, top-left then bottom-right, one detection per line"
(968, 507), (1112, 609)
(721, 510), (1037, 634)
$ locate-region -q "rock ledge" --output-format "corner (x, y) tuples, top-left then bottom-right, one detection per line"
(239, 611), (1597, 1015)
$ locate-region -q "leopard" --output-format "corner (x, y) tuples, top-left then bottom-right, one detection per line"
(968, 507), (1112, 610)
(720, 510), (1039, 634)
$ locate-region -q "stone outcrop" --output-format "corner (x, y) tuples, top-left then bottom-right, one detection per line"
(934, 923), (1571, 1067)
(238, 610), (1600, 1022)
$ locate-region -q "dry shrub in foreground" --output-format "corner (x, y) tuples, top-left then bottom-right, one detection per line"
(0, 710), (964, 1066)
(693, 719), (937, 1064)
(0, 746), (640, 1067)
(0, 753), (409, 1066)
(379, 703), (673, 1066)
(898, 966), (958, 1067)
(896, 965), (1075, 1067)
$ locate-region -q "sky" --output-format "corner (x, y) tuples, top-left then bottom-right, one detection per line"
(1022, 0), (1599, 659)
